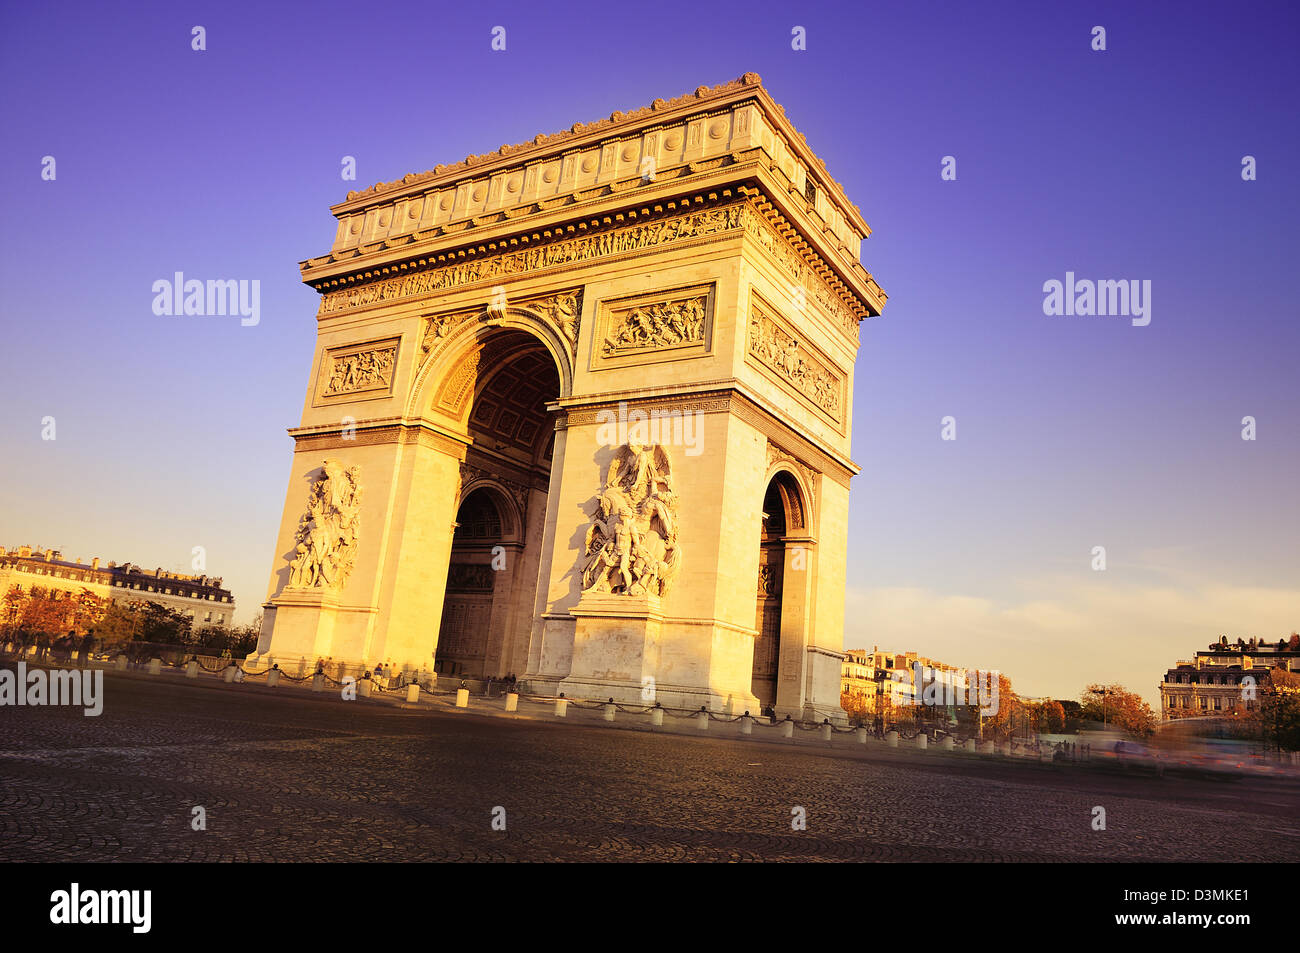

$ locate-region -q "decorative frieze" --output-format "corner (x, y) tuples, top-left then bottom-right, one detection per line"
(318, 204), (743, 317)
(592, 284), (714, 370)
(748, 294), (844, 422)
(604, 296), (706, 354)
(740, 204), (862, 340)
(316, 339), (399, 403)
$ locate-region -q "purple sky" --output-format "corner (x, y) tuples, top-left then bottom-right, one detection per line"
(1, 0), (1296, 706)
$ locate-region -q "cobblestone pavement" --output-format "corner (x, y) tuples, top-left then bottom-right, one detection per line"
(3, 667), (1299, 862)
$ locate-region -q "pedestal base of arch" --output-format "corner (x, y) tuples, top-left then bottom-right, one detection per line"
(253, 588), (341, 665)
(555, 593), (761, 715)
(798, 646), (850, 726)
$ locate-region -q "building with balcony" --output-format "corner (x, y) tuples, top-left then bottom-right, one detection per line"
(0, 544), (236, 628)
(842, 646), (973, 721)
(1159, 635), (1299, 721)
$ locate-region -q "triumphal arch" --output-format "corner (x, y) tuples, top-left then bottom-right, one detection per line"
(250, 73), (886, 722)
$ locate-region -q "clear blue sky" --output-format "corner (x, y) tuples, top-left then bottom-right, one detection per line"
(1, 0), (1296, 706)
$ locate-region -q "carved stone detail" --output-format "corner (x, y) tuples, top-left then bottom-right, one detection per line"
(319, 341), (397, 398)
(525, 288), (582, 358)
(603, 294), (707, 355)
(421, 309), (476, 355)
(740, 204), (861, 339)
(749, 297), (843, 420)
(420, 288), (582, 367)
(579, 444), (682, 597)
(435, 351), (480, 414)
(287, 460), (363, 591)
(319, 204), (743, 317)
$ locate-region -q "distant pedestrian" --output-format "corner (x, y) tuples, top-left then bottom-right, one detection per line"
(79, 630), (96, 668)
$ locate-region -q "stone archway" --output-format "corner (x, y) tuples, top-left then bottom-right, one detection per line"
(754, 468), (813, 717)
(254, 77), (883, 722)
(425, 324), (562, 682)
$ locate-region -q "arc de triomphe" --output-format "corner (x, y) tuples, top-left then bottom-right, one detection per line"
(249, 73), (886, 722)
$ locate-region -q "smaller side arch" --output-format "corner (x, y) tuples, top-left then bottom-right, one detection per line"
(763, 464), (814, 537)
(455, 479), (524, 544)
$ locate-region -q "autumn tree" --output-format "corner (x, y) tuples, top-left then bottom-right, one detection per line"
(1253, 667), (1300, 752)
(1080, 684), (1156, 738)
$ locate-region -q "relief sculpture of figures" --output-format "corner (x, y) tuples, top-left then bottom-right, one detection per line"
(749, 310), (841, 417)
(580, 443), (681, 597)
(603, 296), (706, 354)
(323, 346), (395, 395)
(287, 460), (363, 591)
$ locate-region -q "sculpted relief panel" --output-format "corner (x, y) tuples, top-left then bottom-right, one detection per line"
(593, 284), (713, 369)
(287, 460), (363, 591)
(747, 293), (844, 423)
(580, 444), (682, 598)
(316, 339), (398, 402)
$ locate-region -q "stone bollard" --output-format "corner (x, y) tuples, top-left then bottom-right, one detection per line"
(554, 696), (568, 717)
(997, 741), (1010, 756)
(223, 665), (237, 683)
(820, 722), (833, 742)
(650, 705), (663, 726)
(916, 733), (928, 750)
(147, 658), (162, 675)
(505, 692), (519, 712)
(980, 740), (995, 755)
(311, 673), (324, 693)
(857, 726), (868, 744)
(740, 713), (753, 735)
(455, 688), (469, 708)
(406, 682), (420, 703)
(964, 739), (978, 752)
(941, 736), (955, 751)
(603, 700), (616, 722)
(115, 654), (128, 671)
(267, 668), (281, 688)
(185, 660), (198, 679)
(695, 708), (709, 730)
(780, 719), (794, 739)
(359, 676), (372, 697)
(885, 730), (899, 748)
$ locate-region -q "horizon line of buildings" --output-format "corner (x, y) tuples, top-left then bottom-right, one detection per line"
(1159, 634), (1299, 722)
(0, 543), (236, 629)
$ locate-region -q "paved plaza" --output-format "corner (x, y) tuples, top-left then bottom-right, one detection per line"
(3, 666), (1299, 862)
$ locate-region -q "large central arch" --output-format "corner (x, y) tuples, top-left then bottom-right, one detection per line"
(431, 325), (561, 680)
